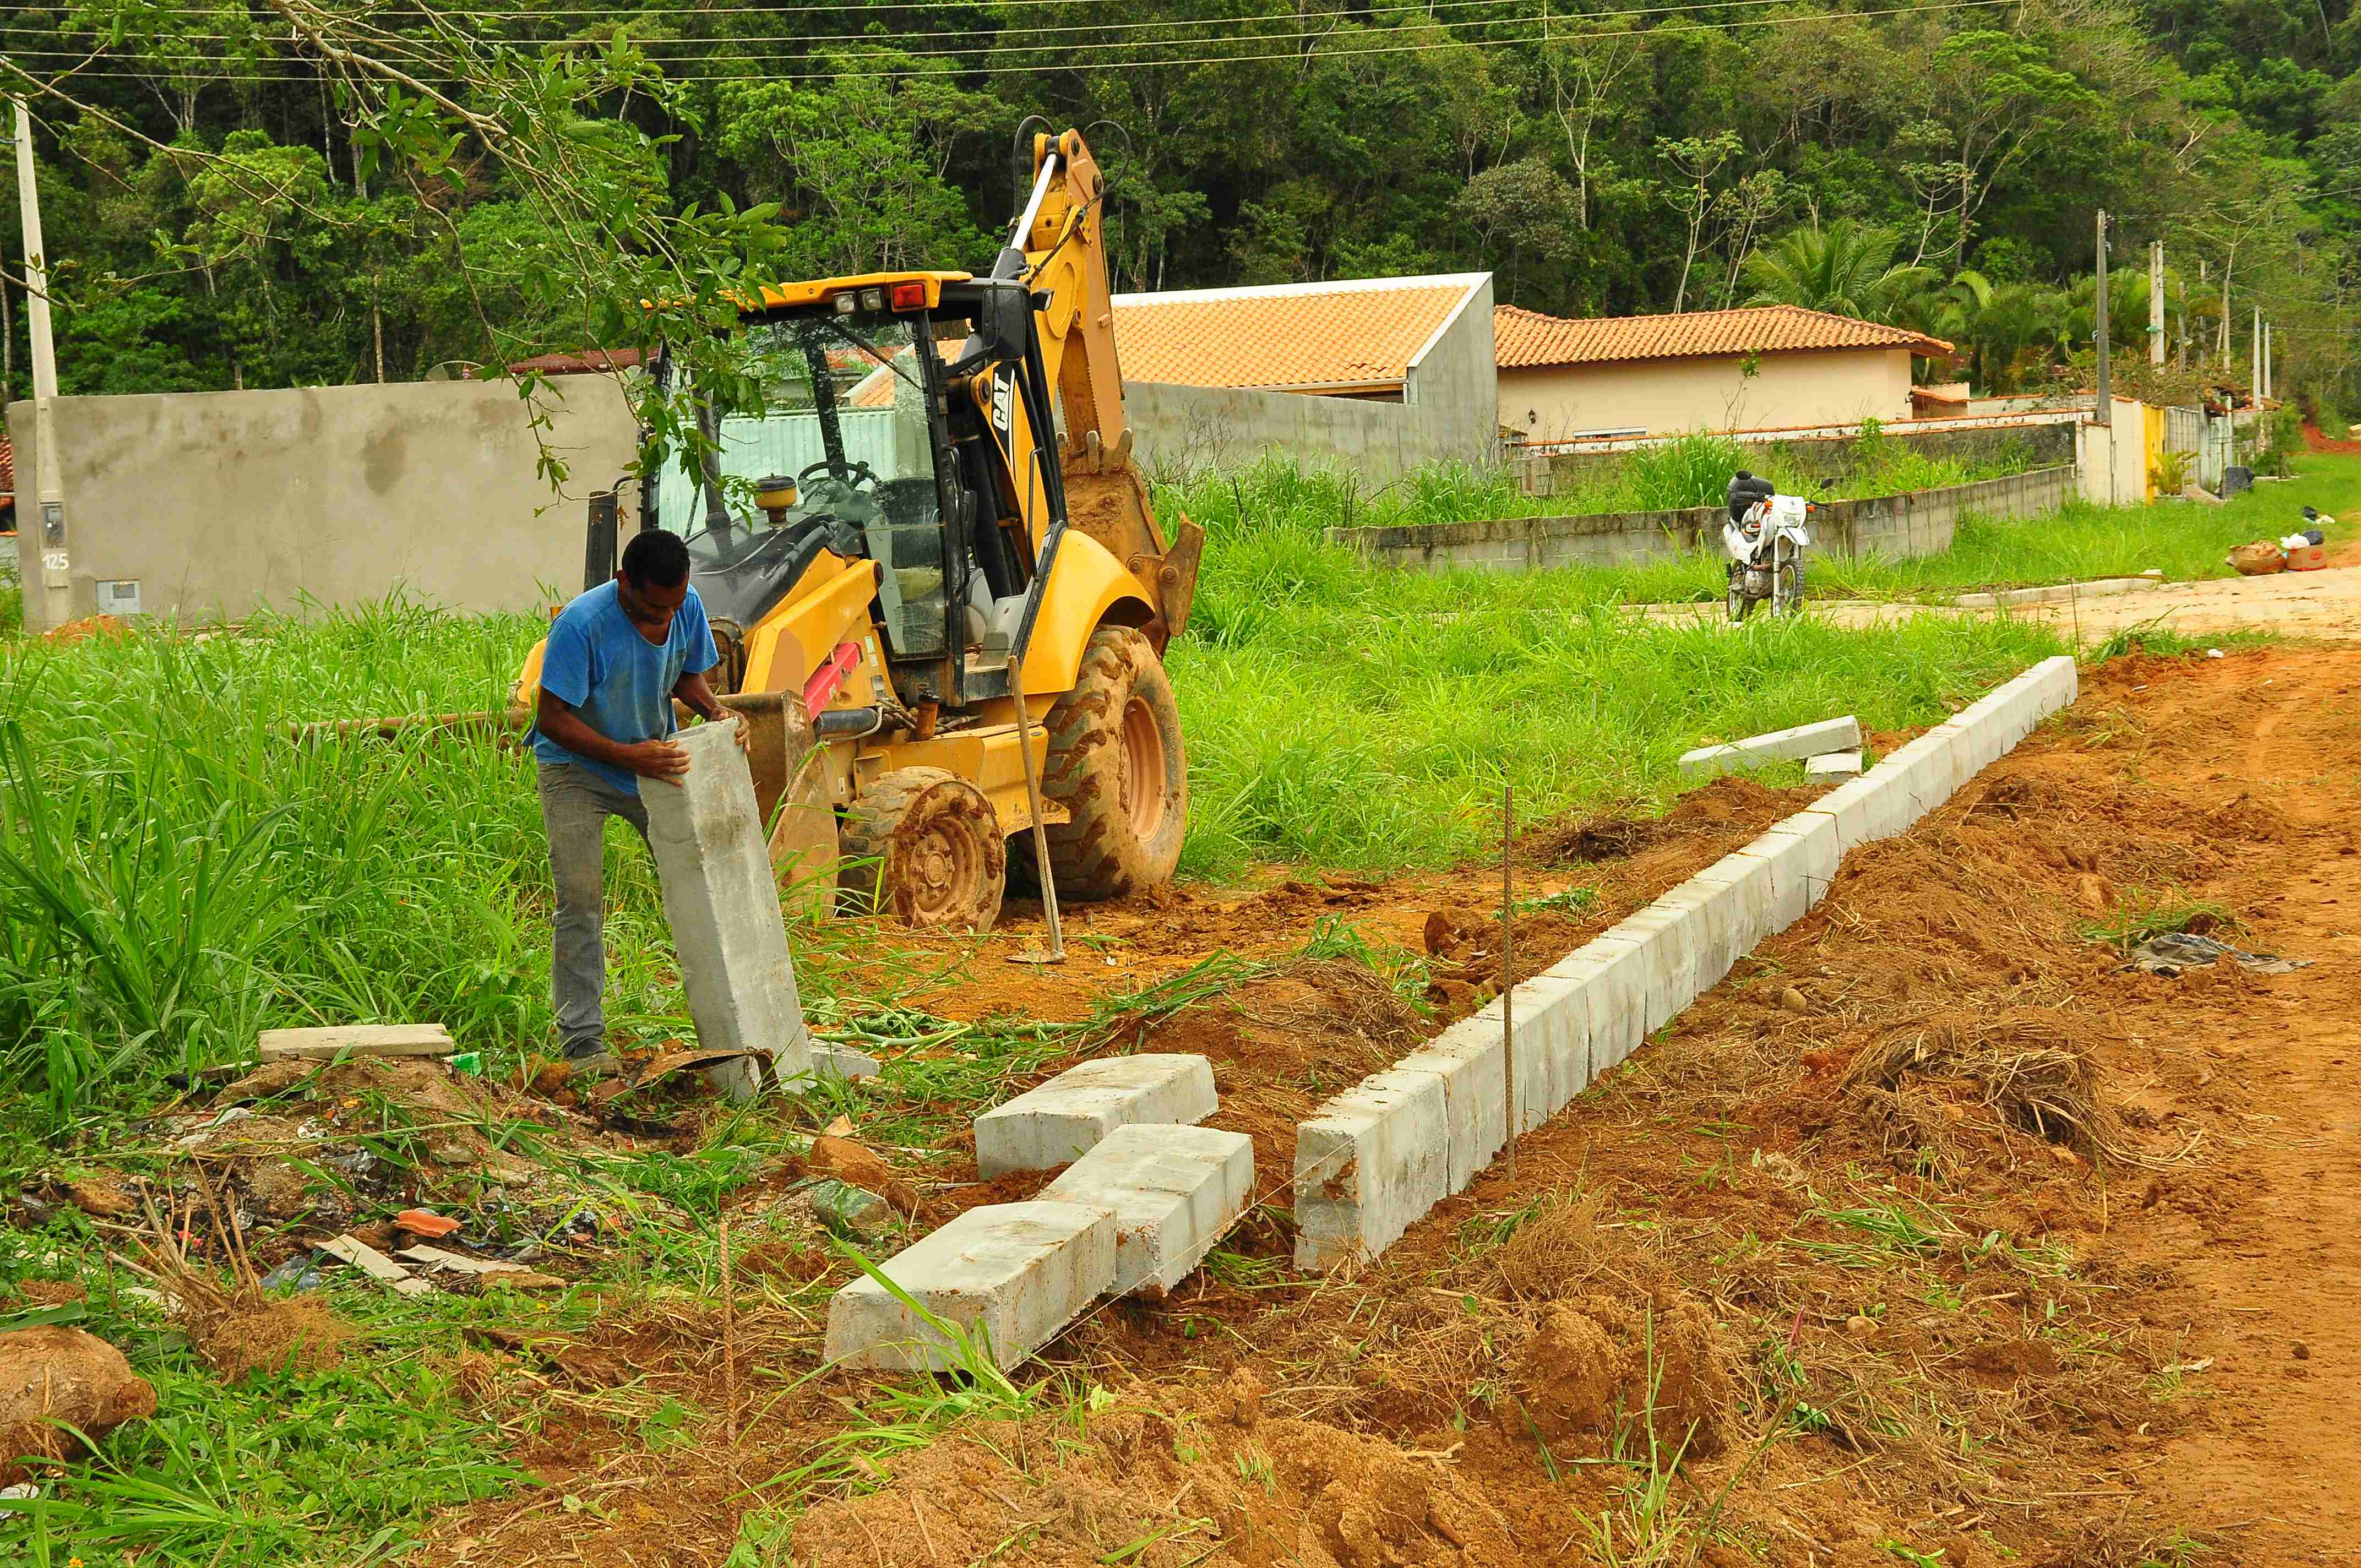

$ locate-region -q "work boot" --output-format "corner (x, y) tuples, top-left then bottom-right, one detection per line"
(561, 1038), (621, 1079)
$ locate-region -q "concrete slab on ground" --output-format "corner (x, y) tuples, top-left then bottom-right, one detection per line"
(257, 1025), (453, 1062)
(975, 1054), (1218, 1178)
(823, 1200), (1116, 1372)
(1805, 750), (1863, 777)
(1040, 1124), (1253, 1298)
(1679, 716), (1862, 778)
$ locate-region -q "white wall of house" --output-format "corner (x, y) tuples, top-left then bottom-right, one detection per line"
(1499, 347), (1916, 442)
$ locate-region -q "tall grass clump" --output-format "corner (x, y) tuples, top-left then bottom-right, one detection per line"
(1624, 432), (1746, 510)
(0, 563), (19, 636)
(0, 600), (623, 1114)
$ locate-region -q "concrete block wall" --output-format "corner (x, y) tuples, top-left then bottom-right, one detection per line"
(7, 379), (639, 633)
(1327, 466), (2072, 576)
(1518, 419), (2078, 498)
(1126, 277), (1500, 486)
(1292, 655), (2080, 1270)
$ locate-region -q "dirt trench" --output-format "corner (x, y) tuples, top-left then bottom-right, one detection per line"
(412, 644), (2361, 1567)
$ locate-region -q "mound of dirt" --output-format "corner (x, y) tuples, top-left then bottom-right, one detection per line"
(0, 1326), (156, 1483)
(791, 1376), (1527, 1568)
(1511, 1297), (1731, 1459)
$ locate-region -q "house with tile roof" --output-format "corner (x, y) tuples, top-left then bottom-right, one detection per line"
(1492, 303), (1953, 447)
(1102, 273), (1499, 479)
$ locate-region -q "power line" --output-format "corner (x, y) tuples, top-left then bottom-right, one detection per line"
(0, 0), (2020, 81)
(0, 0), (1810, 51)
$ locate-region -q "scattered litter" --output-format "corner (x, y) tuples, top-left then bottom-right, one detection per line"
(394, 1209), (461, 1238)
(257, 1023), (454, 1063)
(0, 1483), (36, 1501)
(258, 1251), (328, 1292)
(2159, 1357), (2215, 1376)
(449, 1052), (484, 1076)
(2206, 649), (2225, 660)
(822, 1114), (856, 1139)
(2120, 932), (2309, 977)
(2227, 541), (2283, 575)
(395, 1245), (563, 1288)
(318, 1234), (436, 1298)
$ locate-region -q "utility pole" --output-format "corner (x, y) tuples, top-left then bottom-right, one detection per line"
(2093, 210), (2111, 418)
(2252, 304), (2262, 407)
(2149, 240), (2166, 367)
(2177, 277), (2187, 372)
(2093, 210), (2113, 504)
(12, 97), (66, 632)
(2263, 320), (2273, 402)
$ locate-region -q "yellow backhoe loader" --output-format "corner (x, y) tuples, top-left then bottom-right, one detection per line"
(515, 124), (1203, 930)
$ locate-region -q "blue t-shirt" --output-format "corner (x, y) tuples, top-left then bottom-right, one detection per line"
(530, 580), (717, 795)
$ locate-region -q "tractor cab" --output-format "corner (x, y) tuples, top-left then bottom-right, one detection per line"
(647, 271), (1075, 711)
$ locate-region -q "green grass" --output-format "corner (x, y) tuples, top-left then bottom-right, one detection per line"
(0, 1263), (520, 1565)
(1172, 449), (2361, 611)
(1185, 427), (2021, 532)
(0, 560), (19, 636)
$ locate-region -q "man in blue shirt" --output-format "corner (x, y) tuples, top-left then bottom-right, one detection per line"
(532, 529), (744, 1070)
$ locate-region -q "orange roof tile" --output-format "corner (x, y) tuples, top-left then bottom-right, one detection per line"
(1111, 274), (1488, 392)
(1493, 303), (1950, 368)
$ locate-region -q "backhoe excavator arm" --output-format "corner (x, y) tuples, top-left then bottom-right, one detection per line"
(997, 127), (1203, 647)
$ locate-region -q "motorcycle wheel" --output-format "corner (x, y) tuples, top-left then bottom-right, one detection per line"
(1776, 558), (1806, 614)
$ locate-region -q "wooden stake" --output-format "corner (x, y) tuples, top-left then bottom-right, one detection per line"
(1502, 783), (1517, 1182)
(1009, 646), (1067, 963)
(719, 1212), (739, 1442)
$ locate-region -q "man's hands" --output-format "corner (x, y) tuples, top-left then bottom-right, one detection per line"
(537, 679), (745, 788)
(633, 716), (743, 785)
(618, 737), (692, 783)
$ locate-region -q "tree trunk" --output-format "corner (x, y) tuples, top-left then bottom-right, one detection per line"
(373, 276), (385, 383)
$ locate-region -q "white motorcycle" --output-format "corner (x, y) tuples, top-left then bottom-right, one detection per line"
(1722, 471), (1822, 622)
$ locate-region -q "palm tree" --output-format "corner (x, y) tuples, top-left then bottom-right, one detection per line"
(1740, 220), (1935, 323)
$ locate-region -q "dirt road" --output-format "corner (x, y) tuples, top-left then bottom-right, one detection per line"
(1642, 563), (2361, 641)
(2109, 650), (2361, 1561)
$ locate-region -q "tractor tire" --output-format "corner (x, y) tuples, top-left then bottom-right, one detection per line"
(1025, 626), (1188, 900)
(839, 767), (1006, 932)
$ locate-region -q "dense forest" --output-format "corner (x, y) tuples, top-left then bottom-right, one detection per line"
(1, 0), (2355, 417)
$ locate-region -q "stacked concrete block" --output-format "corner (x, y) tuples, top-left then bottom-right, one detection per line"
(1288, 654), (2083, 1273)
(974, 1054), (1217, 1178)
(639, 721), (813, 1096)
(1293, 1069), (1449, 1270)
(1678, 716), (1862, 779)
(1040, 1125), (1253, 1298)
(1805, 750), (1864, 778)
(824, 1201), (1116, 1372)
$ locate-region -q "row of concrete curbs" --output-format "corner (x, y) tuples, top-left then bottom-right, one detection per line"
(820, 655), (2077, 1369)
(824, 1054), (1251, 1371)
(1293, 655), (2080, 1270)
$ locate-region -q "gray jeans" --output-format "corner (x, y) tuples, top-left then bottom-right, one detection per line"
(537, 763), (651, 1055)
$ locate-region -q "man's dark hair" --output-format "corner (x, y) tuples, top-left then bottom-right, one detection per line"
(621, 529), (692, 590)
